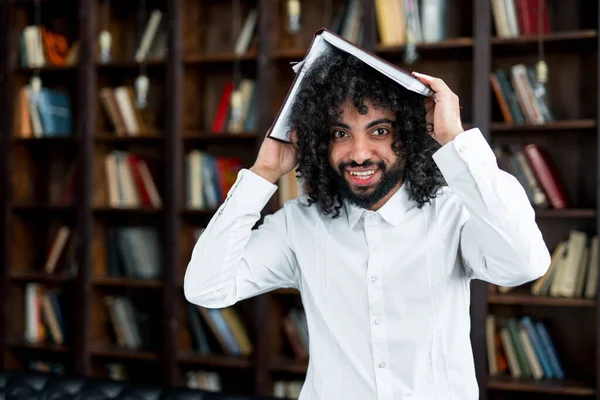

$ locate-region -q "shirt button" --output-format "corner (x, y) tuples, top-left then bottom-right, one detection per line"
(370, 276), (377, 282)
(374, 318), (381, 325)
(369, 214), (376, 221)
(379, 362), (386, 368)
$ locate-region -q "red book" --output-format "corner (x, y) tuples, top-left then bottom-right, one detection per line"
(215, 157), (244, 201)
(523, 144), (568, 209)
(516, 0), (550, 35)
(127, 154), (151, 206)
(211, 82), (234, 133)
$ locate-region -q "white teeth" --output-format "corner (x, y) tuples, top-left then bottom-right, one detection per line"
(349, 170), (375, 180)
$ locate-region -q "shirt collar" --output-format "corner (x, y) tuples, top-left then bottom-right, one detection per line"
(344, 181), (415, 228)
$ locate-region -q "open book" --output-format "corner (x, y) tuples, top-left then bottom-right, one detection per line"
(267, 28), (435, 143)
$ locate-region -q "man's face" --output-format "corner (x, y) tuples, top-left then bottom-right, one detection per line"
(328, 99), (405, 211)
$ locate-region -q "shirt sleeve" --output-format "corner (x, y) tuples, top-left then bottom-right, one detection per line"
(432, 128), (551, 287)
(183, 168), (300, 309)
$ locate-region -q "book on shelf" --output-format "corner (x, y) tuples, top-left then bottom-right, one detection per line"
(287, 0), (365, 47)
(234, 9), (258, 55)
(491, 0), (550, 38)
(105, 226), (161, 280)
(43, 225), (75, 274)
(19, 25), (77, 67)
(490, 64), (554, 125)
(14, 85), (72, 137)
(186, 370), (221, 392)
(374, 0), (448, 46)
(494, 143), (569, 210)
(487, 314), (564, 380)
(29, 360), (66, 375)
(185, 151), (244, 210)
(282, 308), (309, 360)
(99, 86), (159, 136)
(104, 150), (162, 208)
(188, 304), (253, 357)
(104, 295), (154, 351)
(106, 363), (127, 381)
(134, 9), (165, 63)
(267, 28), (434, 143)
(211, 79), (256, 134)
(273, 380), (303, 399)
(495, 229), (598, 299)
(25, 283), (66, 346)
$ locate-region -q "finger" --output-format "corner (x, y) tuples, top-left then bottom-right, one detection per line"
(412, 71), (451, 94)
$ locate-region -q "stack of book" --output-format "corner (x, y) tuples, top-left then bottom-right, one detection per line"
(487, 315), (564, 380)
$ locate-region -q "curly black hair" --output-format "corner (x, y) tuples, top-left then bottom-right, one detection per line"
(288, 47), (446, 218)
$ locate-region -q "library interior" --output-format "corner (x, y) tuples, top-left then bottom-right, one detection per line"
(0, 0), (598, 399)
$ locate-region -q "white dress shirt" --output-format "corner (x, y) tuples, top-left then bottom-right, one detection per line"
(184, 127), (551, 400)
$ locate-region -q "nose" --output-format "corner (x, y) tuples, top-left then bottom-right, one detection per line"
(349, 135), (373, 165)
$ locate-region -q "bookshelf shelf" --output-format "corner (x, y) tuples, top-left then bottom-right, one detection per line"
(490, 120), (597, 132)
(375, 37), (474, 54)
(182, 132), (260, 142)
(184, 51), (257, 64)
(488, 293), (596, 307)
(270, 358), (308, 374)
(12, 137), (76, 144)
(92, 207), (162, 215)
(92, 277), (162, 289)
(487, 376), (595, 396)
(178, 353), (252, 369)
(181, 209), (217, 217)
(90, 347), (160, 361)
(12, 204), (75, 214)
(534, 209), (596, 219)
(14, 65), (77, 73)
(95, 135), (164, 143)
(96, 61), (166, 70)
(9, 341), (70, 354)
(490, 30), (598, 55)
(10, 271), (74, 284)
(491, 29), (598, 45)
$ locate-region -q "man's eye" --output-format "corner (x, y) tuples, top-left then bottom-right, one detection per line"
(333, 131), (348, 138)
(373, 128), (388, 136)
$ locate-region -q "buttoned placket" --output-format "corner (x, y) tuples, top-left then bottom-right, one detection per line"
(364, 212), (393, 400)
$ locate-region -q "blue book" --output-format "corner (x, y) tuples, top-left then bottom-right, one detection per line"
(536, 322), (565, 379)
(36, 88), (72, 136)
(206, 308), (241, 356)
(520, 316), (553, 378)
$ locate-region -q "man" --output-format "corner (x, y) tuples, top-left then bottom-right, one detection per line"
(184, 49), (550, 400)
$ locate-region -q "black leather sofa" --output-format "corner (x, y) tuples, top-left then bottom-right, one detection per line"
(0, 370), (279, 400)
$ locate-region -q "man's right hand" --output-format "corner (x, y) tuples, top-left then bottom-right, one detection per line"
(249, 130), (298, 184)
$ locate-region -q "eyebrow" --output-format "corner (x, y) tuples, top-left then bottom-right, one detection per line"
(332, 118), (395, 130)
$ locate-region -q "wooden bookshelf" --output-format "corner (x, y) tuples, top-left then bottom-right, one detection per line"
(1, 0), (599, 399)
(487, 375), (595, 396)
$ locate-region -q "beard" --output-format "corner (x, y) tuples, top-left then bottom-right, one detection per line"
(335, 157), (406, 209)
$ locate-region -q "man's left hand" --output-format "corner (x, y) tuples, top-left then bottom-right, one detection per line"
(412, 71), (464, 146)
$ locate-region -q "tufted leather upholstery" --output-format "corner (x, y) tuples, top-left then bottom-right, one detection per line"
(0, 370), (278, 400)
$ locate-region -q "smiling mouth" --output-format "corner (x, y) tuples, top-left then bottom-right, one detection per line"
(349, 170), (375, 179)
(346, 169), (379, 187)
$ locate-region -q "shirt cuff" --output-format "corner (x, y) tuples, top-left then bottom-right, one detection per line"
(225, 168), (279, 213)
(432, 127), (497, 183)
